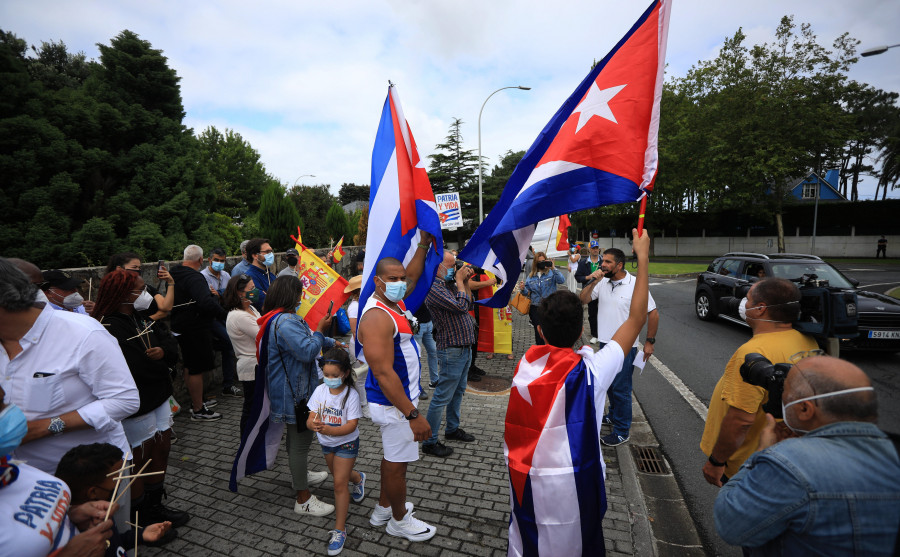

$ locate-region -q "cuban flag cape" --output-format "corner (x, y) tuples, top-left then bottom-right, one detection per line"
(505, 344), (623, 557)
(460, 0), (671, 308)
(229, 309), (285, 491)
(355, 85), (444, 358)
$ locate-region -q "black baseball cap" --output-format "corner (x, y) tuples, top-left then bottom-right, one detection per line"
(42, 269), (83, 290)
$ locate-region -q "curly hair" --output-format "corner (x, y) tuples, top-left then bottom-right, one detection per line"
(55, 443), (124, 505)
(91, 269), (139, 320)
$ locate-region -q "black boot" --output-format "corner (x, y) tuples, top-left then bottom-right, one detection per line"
(142, 483), (191, 528)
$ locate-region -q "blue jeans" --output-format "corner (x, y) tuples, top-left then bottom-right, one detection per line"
(413, 320), (438, 385)
(424, 346), (471, 446)
(599, 343), (637, 438)
(211, 319), (237, 388)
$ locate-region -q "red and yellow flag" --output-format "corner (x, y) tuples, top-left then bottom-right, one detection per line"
(288, 227), (349, 328)
(332, 236), (346, 263)
(556, 214), (571, 252)
(475, 280), (513, 354)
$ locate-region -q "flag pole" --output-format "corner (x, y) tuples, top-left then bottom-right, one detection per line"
(636, 195), (648, 238)
(544, 216), (557, 254)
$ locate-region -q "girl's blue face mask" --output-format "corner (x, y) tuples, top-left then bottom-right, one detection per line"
(323, 377), (344, 389)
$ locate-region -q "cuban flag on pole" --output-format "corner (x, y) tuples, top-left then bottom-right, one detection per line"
(460, 0), (671, 308)
(356, 84), (444, 358)
(505, 344), (623, 556)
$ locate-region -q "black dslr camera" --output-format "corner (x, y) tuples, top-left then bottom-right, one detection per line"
(739, 353), (792, 418)
(537, 260), (553, 270)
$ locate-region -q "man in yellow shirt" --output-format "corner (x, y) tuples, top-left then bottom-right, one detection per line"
(700, 278), (818, 484)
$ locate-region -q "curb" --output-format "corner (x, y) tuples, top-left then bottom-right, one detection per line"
(649, 272), (700, 279)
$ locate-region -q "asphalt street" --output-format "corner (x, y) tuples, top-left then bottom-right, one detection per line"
(632, 273), (900, 556)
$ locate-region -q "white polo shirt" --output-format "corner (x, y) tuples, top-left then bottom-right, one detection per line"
(589, 271), (656, 347)
(0, 304), (139, 473)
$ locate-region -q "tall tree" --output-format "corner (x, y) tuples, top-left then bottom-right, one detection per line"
(257, 182), (301, 251)
(428, 118), (480, 233)
(197, 126), (271, 221)
(481, 150), (525, 217)
(337, 183), (370, 206)
(325, 202), (351, 244)
(287, 184), (336, 248)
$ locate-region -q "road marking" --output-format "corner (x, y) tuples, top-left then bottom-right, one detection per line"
(860, 281), (900, 288)
(643, 346), (709, 421)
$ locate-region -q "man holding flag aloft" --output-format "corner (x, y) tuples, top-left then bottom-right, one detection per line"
(505, 228), (651, 556)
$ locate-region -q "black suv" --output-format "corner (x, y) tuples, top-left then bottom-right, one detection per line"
(694, 252), (900, 351)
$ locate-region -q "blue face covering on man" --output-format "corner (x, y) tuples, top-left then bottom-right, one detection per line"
(211, 261), (225, 272)
(377, 277), (407, 302)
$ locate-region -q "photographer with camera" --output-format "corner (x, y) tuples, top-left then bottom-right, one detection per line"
(714, 355), (900, 555)
(518, 252), (564, 345)
(701, 278), (818, 486)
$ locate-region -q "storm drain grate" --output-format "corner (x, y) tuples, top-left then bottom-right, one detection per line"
(631, 445), (669, 475)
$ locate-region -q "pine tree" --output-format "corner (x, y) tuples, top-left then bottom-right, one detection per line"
(258, 182), (301, 251)
(428, 118), (481, 233)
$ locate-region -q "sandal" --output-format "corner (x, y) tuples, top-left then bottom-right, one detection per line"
(485, 354), (494, 360)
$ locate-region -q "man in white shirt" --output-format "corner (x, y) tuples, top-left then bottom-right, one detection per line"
(0, 258), (140, 474)
(579, 247), (659, 446)
(40, 269), (95, 315)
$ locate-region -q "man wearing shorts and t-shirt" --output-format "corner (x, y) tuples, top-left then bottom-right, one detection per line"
(357, 239), (438, 543)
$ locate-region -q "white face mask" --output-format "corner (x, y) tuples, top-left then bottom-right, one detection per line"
(34, 289), (49, 304)
(132, 289), (154, 311)
(61, 291), (84, 310)
(739, 298), (798, 323)
(781, 386), (875, 434)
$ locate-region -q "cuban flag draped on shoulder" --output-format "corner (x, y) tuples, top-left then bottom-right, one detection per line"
(356, 84), (444, 358)
(505, 344), (623, 557)
(460, 0), (671, 308)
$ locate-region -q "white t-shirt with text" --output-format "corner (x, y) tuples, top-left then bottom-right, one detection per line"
(307, 383), (361, 447)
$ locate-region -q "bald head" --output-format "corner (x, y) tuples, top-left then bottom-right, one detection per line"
(9, 258), (43, 284)
(786, 356), (877, 424)
(375, 257), (403, 278)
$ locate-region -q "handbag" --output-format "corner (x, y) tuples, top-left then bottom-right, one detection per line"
(335, 308), (351, 336)
(510, 291), (531, 315)
(273, 315), (310, 432)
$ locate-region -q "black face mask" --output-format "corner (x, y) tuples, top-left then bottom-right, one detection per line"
(286, 256), (299, 267)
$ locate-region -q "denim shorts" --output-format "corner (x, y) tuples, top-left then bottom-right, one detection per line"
(321, 438), (360, 459)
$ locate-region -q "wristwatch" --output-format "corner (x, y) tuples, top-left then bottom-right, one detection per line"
(708, 454), (726, 467)
(48, 416), (66, 436)
(405, 409), (419, 420)
(645, 337), (656, 344)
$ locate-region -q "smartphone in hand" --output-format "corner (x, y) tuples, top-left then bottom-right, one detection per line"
(326, 300), (334, 318)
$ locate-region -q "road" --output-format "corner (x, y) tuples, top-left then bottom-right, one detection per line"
(633, 274), (900, 556)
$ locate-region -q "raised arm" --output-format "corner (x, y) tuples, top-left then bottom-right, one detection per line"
(403, 230), (434, 297)
(610, 230), (650, 356)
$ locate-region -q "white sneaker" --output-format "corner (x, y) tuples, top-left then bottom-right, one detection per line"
(386, 508), (437, 542)
(308, 470), (328, 485)
(369, 502), (413, 526)
(589, 337), (598, 344)
(294, 494), (334, 517)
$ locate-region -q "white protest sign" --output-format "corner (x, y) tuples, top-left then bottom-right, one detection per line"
(435, 192), (462, 230)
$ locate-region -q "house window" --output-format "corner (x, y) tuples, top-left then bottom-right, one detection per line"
(802, 183), (818, 199)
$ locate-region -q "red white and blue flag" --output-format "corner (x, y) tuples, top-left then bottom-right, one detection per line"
(356, 85), (444, 358)
(505, 344), (624, 556)
(229, 310), (285, 491)
(460, 0), (671, 307)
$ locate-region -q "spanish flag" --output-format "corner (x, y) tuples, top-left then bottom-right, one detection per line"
(477, 283), (513, 355)
(556, 213), (571, 252)
(332, 236), (346, 262)
(288, 226), (349, 328)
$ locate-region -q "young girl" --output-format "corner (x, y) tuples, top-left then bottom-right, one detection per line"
(306, 348), (366, 556)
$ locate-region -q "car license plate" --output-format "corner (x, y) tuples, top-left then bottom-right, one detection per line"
(867, 330), (900, 339)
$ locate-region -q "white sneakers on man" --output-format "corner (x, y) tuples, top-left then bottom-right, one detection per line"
(294, 494), (334, 516)
(369, 502), (413, 526)
(385, 508), (437, 542)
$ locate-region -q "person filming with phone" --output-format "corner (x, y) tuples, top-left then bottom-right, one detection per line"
(518, 251), (564, 345)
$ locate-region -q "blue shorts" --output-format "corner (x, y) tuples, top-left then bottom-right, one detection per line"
(321, 438), (359, 459)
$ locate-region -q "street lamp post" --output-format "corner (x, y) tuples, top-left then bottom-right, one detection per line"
(860, 43), (900, 57)
(292, 174), (316, 187)
(478, 86), (531, 223)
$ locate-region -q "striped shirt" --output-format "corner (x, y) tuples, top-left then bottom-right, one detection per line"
(425, 278), (476, 350)
(360, 297), (421, 405)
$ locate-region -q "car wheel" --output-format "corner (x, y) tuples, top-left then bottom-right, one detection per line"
(696, 292), (716, 321)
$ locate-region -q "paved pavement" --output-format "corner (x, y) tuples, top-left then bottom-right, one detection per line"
(145, 290), (703, 556)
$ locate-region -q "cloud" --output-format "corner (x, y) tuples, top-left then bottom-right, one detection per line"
(3, 0), (898, 200)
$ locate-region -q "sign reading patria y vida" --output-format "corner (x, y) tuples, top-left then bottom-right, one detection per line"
(436, 192), (462, 230)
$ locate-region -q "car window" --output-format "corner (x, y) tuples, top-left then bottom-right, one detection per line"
(708, 260), (722, 273)
(745, 263), (766, 280)
(719, 259), (742, 277)
(769, 263), (854, 288)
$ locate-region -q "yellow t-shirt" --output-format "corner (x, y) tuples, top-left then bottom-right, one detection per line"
(700, 329), (818, 478)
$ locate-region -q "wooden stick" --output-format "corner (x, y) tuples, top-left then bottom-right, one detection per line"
(104, 456), (131, 521)
(111, 459), (152, 508)
(88, 277), (93, 302)
(134, 511), (139, 557)
(126, 322), (154, 341)
(106, 463), (135, 477)
(114, 470), (166, 480)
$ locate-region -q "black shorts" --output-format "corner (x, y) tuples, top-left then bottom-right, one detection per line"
(176, 330), (215, 375)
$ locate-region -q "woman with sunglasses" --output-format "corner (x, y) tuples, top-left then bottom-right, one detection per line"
(105, 252), (175, 320)
(91, 269), (190, 530)
(224, 274), (262, 435)
(259, 276), (341, 517)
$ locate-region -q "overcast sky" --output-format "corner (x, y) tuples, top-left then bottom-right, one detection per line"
(4, 0), (899, 202)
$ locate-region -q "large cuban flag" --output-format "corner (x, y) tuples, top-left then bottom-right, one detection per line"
(460, 0), (671, 308)
(505, 344), (623, 556)
(356, 85), (444, 357)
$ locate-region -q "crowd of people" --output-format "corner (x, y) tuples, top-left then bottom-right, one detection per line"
(2, 226), (899, 557)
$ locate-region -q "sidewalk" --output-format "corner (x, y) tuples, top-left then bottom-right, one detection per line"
(144, 306), (702, 556)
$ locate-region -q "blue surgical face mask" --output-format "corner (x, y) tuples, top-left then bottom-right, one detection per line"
(263, 253), (275, 267)
(211, 261), (225, 272)
(0, 403), (28, 457)
(377, 276), (407, 302)
(323, 377), (344, 389)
